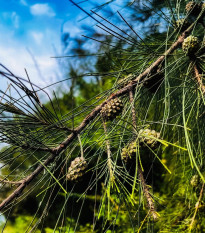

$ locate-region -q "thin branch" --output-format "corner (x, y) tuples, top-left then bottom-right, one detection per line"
(77, 134), (84, 158)
(189, 183), (204, 231)
(102, 119), (114, 182)
(128, 88), (158, 220)
(0, 83), (11, 103)
(138, 167), (158, 220)
(0, 22), (196, 211)
(193, 64), (205, 95)
(129, 88), (137, 132)
(0, 178), (22, 186)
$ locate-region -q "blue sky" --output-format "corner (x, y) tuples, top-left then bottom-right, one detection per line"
(0, 0), (131, 94)
(0, 0), (105, 90)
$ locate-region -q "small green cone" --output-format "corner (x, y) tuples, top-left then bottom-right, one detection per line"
(190, 174), (199, 187)
(121, 141), (137, 163)
(67, 157), (87, 182)
(138, 128), (160, 149)
(182, 35), (199, 55)
(175, 18), (190, 31)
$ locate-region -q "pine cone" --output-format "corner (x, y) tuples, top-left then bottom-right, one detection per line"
(121, 141), (137, 163)
(182, 36), (199, 55)
(100, 97), (123, 121)
(186, 2), (202, 15)
(175, 18), (190, 31)
(66, 157), (87, 181)
(138, 128), (160, 149)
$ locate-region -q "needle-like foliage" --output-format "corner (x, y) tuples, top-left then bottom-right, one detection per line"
(1, 0), (205, 232)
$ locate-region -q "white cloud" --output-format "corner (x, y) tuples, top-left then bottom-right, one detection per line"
(30, 3), (56, 17)
(63, 22), (81, 37)
(0, 27), (61, 94)
(31, 31), (43, 45)
(2, 12), (20, 29)
(0, 44), (59, 87)
(19, 0), (28, 6)
(0, 18), (63, 88)
(11, 12), (19, 28)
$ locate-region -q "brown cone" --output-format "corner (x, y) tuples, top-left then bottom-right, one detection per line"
(100, 97), (123, 121)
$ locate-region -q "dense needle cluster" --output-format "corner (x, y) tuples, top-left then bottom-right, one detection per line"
(66, 157), (87, 181)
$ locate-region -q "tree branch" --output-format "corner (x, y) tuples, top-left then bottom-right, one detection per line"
(0, 25), (194, 211)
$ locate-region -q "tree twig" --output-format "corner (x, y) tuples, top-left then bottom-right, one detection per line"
(128, 88), (158, 220)
(193, 64), (205, 95)
(189, 183), (204, 231)
(0, 178), (22, 186)
(77, 134), (84, 158)
(102, 119), (114, 182)
(138, 167), (158, 220)
(129, 88), (137, 132)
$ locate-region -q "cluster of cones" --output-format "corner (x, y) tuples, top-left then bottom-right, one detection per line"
(121, 128), (161, 163)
